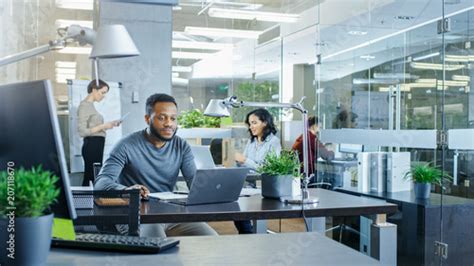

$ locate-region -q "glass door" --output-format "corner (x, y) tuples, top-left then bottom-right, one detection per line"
(439, 1), (474, 265)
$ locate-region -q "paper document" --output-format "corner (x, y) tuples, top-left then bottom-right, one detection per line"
(240, 188), (261, 196)
(148, 192), (188, 200)
(70, 186), (94, 191)
(120, 112), (130, 122)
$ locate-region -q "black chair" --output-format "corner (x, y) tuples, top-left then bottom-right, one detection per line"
(92, 162), (102, 181)
(73, 189), (141, 236)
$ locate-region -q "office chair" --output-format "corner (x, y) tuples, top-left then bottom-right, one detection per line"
(326, 216), (360, 243)
(92, 162), (102, 182)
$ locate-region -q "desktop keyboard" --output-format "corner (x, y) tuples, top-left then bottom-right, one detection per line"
(52, 233), (179, 253)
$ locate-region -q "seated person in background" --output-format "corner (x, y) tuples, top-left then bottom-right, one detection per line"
(95, 93), (217, 238)
(292, 116), (334, 182)
(234, 108), (281, 234)
(235, 108), (282, 169)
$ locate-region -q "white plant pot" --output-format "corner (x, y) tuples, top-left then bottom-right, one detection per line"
(292, 178), (302, 197)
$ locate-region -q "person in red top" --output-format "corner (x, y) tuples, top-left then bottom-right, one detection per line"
(292, 116), (334, 180)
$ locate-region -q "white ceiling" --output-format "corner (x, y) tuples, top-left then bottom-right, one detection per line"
(172, 0), (474, 81)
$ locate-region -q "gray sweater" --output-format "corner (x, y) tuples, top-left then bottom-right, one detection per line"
(77, 99), (106, 137)
(94, 130), (196, 192)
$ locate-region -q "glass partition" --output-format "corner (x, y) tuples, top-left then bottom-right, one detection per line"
(315, 0), (474, 264)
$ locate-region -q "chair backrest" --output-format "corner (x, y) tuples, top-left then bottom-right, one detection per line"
(72, 189), (141, 236)
(92, 162), (102, 181)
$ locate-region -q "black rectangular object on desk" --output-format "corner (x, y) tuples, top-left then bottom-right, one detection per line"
(51, 233), (179, 254)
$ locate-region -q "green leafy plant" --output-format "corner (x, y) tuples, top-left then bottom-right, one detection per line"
(0, 166), (60, 217)
(178, 109), (221, 128)
(403, 162), (452, 186)
(232, 81), (280, 123)
(257, 150), (302, 179)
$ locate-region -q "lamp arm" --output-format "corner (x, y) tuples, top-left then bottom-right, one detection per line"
(0, 25), (95, 67)
(0, 42), (61, 67)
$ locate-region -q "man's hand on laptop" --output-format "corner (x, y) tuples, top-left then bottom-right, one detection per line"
(125, 184), (150, 199)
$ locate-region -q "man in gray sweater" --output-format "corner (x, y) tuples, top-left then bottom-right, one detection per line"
(95, 93), (217, 238)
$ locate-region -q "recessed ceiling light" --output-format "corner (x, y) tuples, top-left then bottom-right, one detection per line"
(172, 40), (233, 50)
(185, 26), (263, 39)
(412, 52), (440, 61)
(172, 51), (212, 60)
(348, 30), (368, 36)
(208, 8), (300, 23)
(55, 0), (93, 10)
(57, 47), (92, 54)
(55, 19), (93, 29)
(360, 55), (375, 60)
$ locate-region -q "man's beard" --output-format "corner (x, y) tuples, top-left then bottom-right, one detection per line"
(149, 121), (177, 142)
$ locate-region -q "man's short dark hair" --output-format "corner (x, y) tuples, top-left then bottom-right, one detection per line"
(87, 79), (109, 93)
(308, 116), (319, 127)
(145, 93), (178, 115)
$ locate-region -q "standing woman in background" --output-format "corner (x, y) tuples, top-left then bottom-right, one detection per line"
(77, 79), (120, 186)
(234, 108), (282, 234)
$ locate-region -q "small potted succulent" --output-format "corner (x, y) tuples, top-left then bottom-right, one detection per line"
(258, 150), (302, 199)
(403, 162), (452, 199)
(0, 166), (60, 265)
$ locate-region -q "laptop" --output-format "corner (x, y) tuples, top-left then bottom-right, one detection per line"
(167, 168), (249, 205)
(190, 145), (217, 169)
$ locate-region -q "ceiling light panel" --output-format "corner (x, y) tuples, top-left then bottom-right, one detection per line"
(172, 40), (233, 50)
(172, 51), (212, 60)
(55, 19), (93, 29)
(185, 26), (263, 39)
(55, 0), (93, 10)
(208, 8), (300, 23)
(57, 47), (92, 54)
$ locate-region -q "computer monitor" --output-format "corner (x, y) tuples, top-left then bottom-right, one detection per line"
(338, 143), (363, 154)
(0, 80), (76, 219)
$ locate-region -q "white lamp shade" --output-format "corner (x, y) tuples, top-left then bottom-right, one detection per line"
(204, 99), (231, 117)
(90, 25), (140, 59)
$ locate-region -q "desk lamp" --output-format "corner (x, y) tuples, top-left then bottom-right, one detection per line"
(89, 24), (140, 86)
(0, 24), (140, 87)
(204, 96), (319, 204)
(0, 24), (96, 67)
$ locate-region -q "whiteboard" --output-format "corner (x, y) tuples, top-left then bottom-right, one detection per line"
(68, 80), (123, 173)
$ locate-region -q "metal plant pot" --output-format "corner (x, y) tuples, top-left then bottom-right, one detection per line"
(0, 213), (54, 266)
(414, 182), (431, 199)
(261, 174), (299, 199)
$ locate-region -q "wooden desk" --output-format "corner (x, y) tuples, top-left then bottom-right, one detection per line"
(48, 232), (381, 265)
(76, 188), (398, 265)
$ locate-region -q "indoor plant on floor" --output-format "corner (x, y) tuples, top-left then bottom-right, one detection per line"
(258, 150), (302, 199)
(0, 166), (60, 265)
(403, 162), (451, 199)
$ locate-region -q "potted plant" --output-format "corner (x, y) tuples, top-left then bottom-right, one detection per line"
(178, 109), (221, 128)
(0, 166), (60, 265)
(403, 162), (451, 199)
(257, 150), (302, 199)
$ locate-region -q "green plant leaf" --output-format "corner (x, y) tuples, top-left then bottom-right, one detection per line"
(178, 109), (221, 128)
(257, 150), (302, 179)
(403, 162), (452, 186)
(0, 166), (60, 217)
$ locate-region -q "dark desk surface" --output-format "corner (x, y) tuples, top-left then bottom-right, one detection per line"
(48, 232), (380, 265)
(336, 186), (474, 207)
(76, 189), (397, 224)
